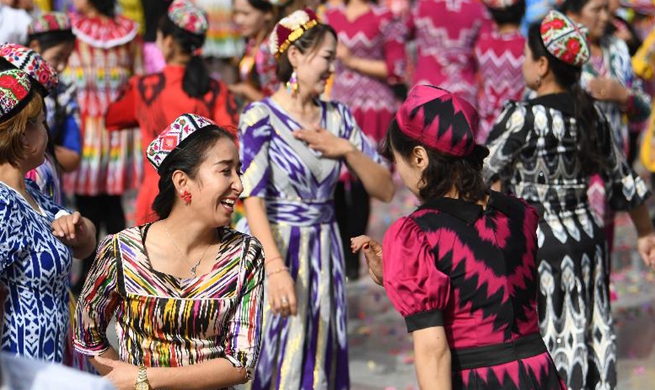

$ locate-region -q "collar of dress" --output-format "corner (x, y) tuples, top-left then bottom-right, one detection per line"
(417, 191), (509, 225)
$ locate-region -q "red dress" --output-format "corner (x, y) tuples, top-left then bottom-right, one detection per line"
(106, 64), (239, 224)
(383, 192), (565, 389)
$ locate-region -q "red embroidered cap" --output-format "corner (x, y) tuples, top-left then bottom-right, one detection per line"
(481, 0), (522, 9)
(396, 85), (479, 157)
(540, 10), (590, 67)
(0, 69), (34, 124)
(168, 0), (209, 36)
(269, 8), (320, 59)
(0, 43), (58, 96)
(28, 12), (72, 35)
(147, 113), (217, 171)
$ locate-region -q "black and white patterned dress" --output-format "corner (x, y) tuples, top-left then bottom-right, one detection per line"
(483, 93), (650, 390)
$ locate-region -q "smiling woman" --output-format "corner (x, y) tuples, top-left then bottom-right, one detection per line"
(74, 113), (265, 390)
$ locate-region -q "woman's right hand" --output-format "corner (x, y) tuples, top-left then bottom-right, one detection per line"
(267, 260), (297, 317)
(351, 235), (384, 286)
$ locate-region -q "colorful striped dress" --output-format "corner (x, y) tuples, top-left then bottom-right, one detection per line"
(73, 225), (265, 386)
(61, 14), (143, 196)
(239, 98), (382, 389)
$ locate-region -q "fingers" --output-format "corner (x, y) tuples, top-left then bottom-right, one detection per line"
(350, 235), (371, 252)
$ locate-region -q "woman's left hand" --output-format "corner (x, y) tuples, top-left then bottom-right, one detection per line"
(637, 233), (655, 269)
(336, 43), (352, 67)
(588, 77), (629, 104)
(51, 211), (91, 247)
(294, 127), (355, 159)
(93, 357), (140, 390)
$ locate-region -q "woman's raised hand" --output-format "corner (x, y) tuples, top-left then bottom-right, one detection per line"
(637, 233), (655, 269)
(294, 127), (356, 159)
(351, 235), (384, 286)
(52, 211), (91, 247)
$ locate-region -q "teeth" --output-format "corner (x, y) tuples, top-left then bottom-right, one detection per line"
(222, 199), (235, 205)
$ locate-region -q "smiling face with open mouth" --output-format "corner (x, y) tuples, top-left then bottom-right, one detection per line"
(187, 137), (244, 228)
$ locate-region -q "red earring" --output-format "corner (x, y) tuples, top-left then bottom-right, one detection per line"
(181, 190), (192, 205)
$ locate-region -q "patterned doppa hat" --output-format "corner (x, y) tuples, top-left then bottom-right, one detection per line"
(0, 69), (34, 123)
(147, 113), (217, 171)
(28, 12), (72, 35)
(269, 8), (320, 59)
(0, 43), (58, 96)
(396, 85), (479, 157)
(168, 0), (209, 36)
(540, 10), (590, 67)
(481, 0), (522, 9)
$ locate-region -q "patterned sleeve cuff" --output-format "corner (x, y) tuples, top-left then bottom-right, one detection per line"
(404, 309), (444, 333)
(72, 340), (111, 357)
(223, 354), (254, 381)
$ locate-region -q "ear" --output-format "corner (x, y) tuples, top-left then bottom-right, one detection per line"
(536, 55), (549, 78)
(565, 11), (580, 23)
(28, 40), (41, 52)
(287, 45), (301, 69)
(171, 170), (189, 196)
(412, 146), (429, 171)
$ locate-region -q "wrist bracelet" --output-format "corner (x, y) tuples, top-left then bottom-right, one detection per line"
(264, 256), (283, 265)
(266, 267), (289, 278)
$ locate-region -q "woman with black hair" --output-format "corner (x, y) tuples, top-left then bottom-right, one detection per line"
(75, 113), (264, 389)
(105, 0), (238, 225)
(63, 0), (143, 295)
(484, 11), (655, 390)
(230, 0), (291, 103)
(353, 85), (566, 390)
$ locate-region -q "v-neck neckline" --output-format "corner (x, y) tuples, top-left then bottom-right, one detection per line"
(0, 181), (45, 217)
(265, 97), (326, 131)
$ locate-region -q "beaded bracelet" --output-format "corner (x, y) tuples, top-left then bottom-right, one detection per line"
(266, 267), (289, 278)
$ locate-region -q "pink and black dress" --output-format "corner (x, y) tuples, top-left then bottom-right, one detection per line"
(407, 0), (489, 107)
(383, 192), (565, 389)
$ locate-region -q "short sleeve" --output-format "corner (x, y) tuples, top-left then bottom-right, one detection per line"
(483, 102), (531, 184)
(0, 188), (25, 273)
(612, 38), (651, 123)
(239, 103), (273, 198)
(105, 77), (138, 131)
(60, 115), (82, 153)
(337, 102), (383, 164)
(222, 236), (265, 372)
(255, 42), (278, 97)
(380, 9), (407, 85)
(596, 107), (651, 210)
(383, 217), (450, 333)
(74, 235), (123, 355)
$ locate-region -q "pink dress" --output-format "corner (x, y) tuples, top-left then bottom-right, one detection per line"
(324, 5), (406, 143)
(474, 28), (525, 143)
(408, 0), (489, 107)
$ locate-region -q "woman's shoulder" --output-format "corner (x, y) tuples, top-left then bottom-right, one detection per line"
(240, 99), (275, 127)
(220, 228), (264, 258)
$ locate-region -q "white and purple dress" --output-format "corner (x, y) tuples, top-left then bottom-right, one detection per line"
(239, 98), (381, 389)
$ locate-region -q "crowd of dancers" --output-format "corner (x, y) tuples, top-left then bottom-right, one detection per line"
(2, 0), (655, 389)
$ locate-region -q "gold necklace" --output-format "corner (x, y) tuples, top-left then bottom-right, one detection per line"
(163, 223), (212, 277)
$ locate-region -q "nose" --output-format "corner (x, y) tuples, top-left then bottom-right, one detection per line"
(329, 61), (335, 74)
(233, 173), (244, 195)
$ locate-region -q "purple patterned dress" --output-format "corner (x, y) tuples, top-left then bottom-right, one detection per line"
(239, 98), (382, 389)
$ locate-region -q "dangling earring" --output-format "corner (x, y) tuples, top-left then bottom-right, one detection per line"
(286, 71), (299, 98)
(535, 75), (542, 89)
(181, 190), (192, 205)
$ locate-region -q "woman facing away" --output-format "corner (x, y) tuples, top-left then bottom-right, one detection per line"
(352, 85), (565, 390)
(239, 8), (394, 389)
(0, 68), (96, 363)
(483, 11), (655, 389)
(74, 113), (265, 390)
(105, 0), (238, 225)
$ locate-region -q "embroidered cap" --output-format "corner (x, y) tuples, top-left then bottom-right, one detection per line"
(147, 113), (217, 171)
(269, 8), (320, 59)
(28, 12), (72, 35)
(540, 10), (590, 67)
(481, 0), (522, 9)
(0, 69), (34, 124)
(0, 43), (58, 96)
(168, 0), (209, 36)
(396, 85), (479, 157)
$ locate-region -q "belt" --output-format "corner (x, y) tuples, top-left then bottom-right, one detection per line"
(451, 333), (548, 371)
(266, 198), (335, 226)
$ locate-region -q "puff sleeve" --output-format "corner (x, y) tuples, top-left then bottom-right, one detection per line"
(239, 102), (273, 198)
(383, 217), (450, 333)
(338, 102), (383, 164)
(0, 188), (25, 273)
(222, 237), (265, 372)
(74, 235), (123, 355)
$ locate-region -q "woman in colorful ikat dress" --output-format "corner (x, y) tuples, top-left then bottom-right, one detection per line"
(561, 0), (651, 250)
(483, 11), (655, 390)
(239, 8), (394, 389)
(0, 69), (96, 363)
(323, 0), (406, 280)
(105, 0), (238, 225)
(352, 85), (565, 389)
(74, 113), (264, 390)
